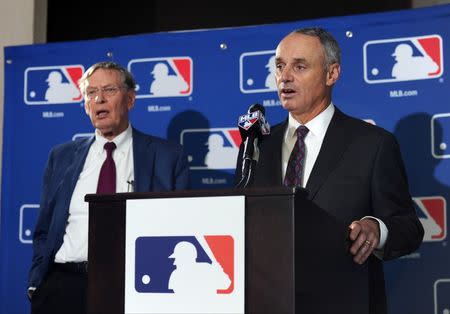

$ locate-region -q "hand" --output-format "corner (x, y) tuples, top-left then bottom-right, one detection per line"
(27, 289), (34, 300)
(348, 218), (380, 264)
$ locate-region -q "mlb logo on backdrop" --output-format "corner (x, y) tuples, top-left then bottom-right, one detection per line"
(135, 235), (234, 294)
(19, 204), (39, 244)
(413, 196), (446, 242)
(431, 113), (450, 159)
(24, 65), (84, 104)
(434, 279), (450, 314)
(239, 50), (277, 93)
(180, 128), (242, 170)
(363, 34), (443, 83)
(128, 57), (192, 98)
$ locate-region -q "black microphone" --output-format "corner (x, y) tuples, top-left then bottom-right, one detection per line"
(235, 103), (270, 188)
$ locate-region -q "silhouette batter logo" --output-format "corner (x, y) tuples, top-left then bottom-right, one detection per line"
(413, 196), (446, 242)
(363, 35), (443, 83)
(19, 204), (39, 244)
(181, 128), (242, 170)
(431, 113), (450, 159)
(434, 279), (450, 314)
(135, 235), (234, 295)
(240, 50), (277, 93)
(128, 57), (192, 98)
(24, 65), (84, 104)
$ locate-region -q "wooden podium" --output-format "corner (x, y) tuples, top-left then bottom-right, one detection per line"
(86, 187), (369, 314)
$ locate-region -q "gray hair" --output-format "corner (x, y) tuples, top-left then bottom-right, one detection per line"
(78, 61), (136, 94)
(291, 27), (341, 69)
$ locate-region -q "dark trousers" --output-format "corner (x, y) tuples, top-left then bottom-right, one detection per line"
(31, 264), (87, 314)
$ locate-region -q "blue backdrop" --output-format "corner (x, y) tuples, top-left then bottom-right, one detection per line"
(1, 4), (449, 314)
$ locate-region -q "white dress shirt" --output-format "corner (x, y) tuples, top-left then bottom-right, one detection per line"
(282, 103), (334, 187)
(54, 124), (134, 263)
(281, 103), (388, 251)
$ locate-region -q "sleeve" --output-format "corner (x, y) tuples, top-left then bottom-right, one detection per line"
(28, 149), (56, 287)
(371, 132), (424, 260)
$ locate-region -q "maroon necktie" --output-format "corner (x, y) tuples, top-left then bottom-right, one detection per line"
(96, 142), (117, 194)
(283, 125), (309, 187)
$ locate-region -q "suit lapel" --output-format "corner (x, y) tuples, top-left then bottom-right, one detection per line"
(132, 128), (155, 192)
(305, 108), (351, 200)
(59, 137), (94, 209)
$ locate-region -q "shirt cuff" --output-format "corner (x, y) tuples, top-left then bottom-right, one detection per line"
(361, 215), (388, 249)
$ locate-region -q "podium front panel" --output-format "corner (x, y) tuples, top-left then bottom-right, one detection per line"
(87, 188), (369, 314)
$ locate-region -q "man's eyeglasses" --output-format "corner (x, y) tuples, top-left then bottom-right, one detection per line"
(85, 86), (125, 100)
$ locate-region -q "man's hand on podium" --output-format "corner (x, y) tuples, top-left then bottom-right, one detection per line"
(348, 218), (380, 264)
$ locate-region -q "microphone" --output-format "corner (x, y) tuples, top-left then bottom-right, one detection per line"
(235, 103), (270, 188)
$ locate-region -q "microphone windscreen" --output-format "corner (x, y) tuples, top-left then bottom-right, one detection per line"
(248, 103), (265, 115)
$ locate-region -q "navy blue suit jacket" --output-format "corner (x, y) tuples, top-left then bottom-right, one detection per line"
(29, 128), (189, 288)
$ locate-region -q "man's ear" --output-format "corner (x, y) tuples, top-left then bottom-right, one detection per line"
(84, 100), (90, 115)
(326, 63), (340, 86)
(127, 90), (135, 110)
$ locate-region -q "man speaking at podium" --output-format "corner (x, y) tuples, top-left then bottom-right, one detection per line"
(27, 61), (189, 314)
(235, 28), (424, 314)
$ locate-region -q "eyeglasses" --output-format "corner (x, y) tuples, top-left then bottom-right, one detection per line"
(85, 86), (125, 100)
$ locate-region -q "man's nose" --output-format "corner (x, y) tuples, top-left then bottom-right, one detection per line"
(94, 92), (106, 103)
(280, 66), (294, 82)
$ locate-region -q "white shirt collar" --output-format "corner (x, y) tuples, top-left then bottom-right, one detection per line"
(93, 124), (133, 155)
(285, 103), (335, 141)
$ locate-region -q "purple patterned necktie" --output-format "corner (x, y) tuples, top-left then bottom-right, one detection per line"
(284, 125), (309, 187)
(96, 142), (117, 194)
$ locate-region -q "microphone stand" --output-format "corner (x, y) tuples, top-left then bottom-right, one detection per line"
(235, 136), (255, 188)
(235, 104), (269, 189)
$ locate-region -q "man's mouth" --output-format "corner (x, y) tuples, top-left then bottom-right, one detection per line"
(280, 88), (296, 96)
(96, 109), (109, 118)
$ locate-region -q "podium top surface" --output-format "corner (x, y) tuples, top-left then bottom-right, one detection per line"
(85, 186), (308, 203)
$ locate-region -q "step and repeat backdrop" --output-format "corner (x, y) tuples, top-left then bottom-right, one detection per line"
(1, 4), (449, 314)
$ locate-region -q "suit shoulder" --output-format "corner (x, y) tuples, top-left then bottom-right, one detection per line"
(343, 114), (395, 140)
(49, 137), (92, 156)
(151, 135), (185, 153)
(133, 129), (184, 154)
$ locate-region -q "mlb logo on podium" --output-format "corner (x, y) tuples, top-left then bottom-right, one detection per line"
(363, 34), (443, 83)
(125, 196), (245, 314)
(180, 128), (242, 170)
(434, 279), (450, 314)
(135, 235), (234, 295)
(239, 50), (277, 93)
(413, 196), (446, 242)
(128, 57), (192, 98)
(24, 65), (84, 104)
